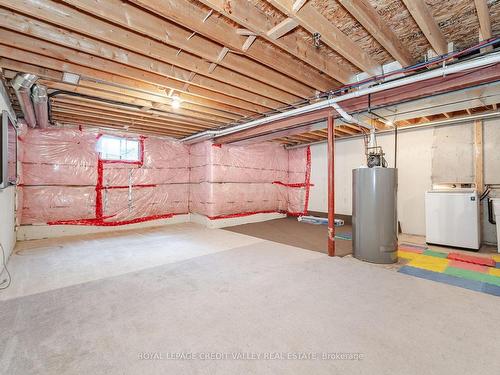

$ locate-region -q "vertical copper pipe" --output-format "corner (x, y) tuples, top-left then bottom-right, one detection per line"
(327, 113), (335, 256)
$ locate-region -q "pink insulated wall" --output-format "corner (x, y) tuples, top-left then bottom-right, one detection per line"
(18, 127), (310, 226)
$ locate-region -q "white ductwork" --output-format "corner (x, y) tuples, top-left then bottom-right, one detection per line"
(11, 73), (38, 128)
(32, 85), (49, 129)
(330, 101), (372, 130)
(181, 51), (500, 144)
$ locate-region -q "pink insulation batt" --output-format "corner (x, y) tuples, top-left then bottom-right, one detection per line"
(189, 142), (309, 218)
(18, 127), (310, 225)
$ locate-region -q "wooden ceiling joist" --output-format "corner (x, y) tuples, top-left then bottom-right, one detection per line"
(266, 18), (299, 40)
(267, 0), (380, 75)
(52, 116), (189, 138)
(474, 0), (492, 41)
(51, 108), (200, 134)
(40, 79), (243, 121)
(126, 0), (336, 92)
(0, 0), (496, 140)
(401, 0), (448, 55)
(0, 55), (273, 114)
(337, 0), (415, 67)
(43, 80), (227, 125)
(0, 35), (285, 122)
(51, 112), (193, 134)
(196, 0), (355, 83)
(51, 101), (210, 132)
(0, 10), (294, 108)
(53, 0), (318, 98)
(51, 96), (219, 128)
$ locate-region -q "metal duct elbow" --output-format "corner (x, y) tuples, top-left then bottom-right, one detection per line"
(32, 85), (49, 129)
(11, 73), (38, 128)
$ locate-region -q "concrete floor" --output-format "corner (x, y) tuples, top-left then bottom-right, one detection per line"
(1, 223), (499, 374)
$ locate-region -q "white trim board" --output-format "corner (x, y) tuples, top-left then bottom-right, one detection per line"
(16, 212), (287, 240)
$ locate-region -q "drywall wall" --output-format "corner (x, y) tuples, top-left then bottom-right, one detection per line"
(309, 118), (500, 239)
(484, 118), (500, 185)
(309, 127), (433, 236)
(0, 78), (16, 266)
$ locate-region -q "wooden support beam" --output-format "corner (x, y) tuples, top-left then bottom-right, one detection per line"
(213, 64), (500, 144)
(474, 119), (484, 193)
(196, 0), (354, 83)
(337, 0), (415, 67)
(267, 0), (380, 74)
(215, 108), (332, 143)
(236, 29), (256, 36)
(242, 36), (257, 52)
(292, 0), (308, 13)
(474, 0), (492, 41)
(401, 0), (448, 55)
(266, 18), (299, 40)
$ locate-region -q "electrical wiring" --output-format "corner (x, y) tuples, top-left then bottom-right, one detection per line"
(241, 37), (500, 123)
(0, 243), (11, 290)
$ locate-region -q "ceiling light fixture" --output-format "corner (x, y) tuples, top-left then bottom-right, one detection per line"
(62, 72), (81, 85)
(171, 95), (181, 109)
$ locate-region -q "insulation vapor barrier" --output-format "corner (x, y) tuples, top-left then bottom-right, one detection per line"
(18, 127), (310, 226)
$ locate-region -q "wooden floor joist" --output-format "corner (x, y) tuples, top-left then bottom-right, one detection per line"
(0, 56), (275, 114)
(127, 0), (337, 91)
(0, 0), (496, 138)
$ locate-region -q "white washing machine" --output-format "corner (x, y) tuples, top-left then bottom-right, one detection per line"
(425, 189), (480, 250)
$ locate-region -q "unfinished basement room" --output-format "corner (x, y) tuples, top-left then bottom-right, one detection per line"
(0, 0), (500, 374)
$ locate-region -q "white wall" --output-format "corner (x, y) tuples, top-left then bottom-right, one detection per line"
(309, 118), (500, 238)
(309, 127), (435, 236)
(0, 78), (16, 265)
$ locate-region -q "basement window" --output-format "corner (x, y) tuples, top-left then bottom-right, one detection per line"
(97, 135), (140, 162)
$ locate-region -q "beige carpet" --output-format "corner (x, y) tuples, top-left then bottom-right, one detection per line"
(1, 224), (499, 374)
(224, 216), (353, 256)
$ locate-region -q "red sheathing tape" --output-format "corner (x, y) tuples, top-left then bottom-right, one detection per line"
(95, 159), (104, 219)
(100, 184), (157, 190)
(272, 181), (314, 188)
(48, 213), (184, 226)
(302, 145), (312, 216)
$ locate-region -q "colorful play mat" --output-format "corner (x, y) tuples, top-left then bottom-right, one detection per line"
(398, 243), (500, 297)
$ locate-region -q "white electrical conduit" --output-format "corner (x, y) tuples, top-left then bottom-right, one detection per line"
(181, 52), (500, 144)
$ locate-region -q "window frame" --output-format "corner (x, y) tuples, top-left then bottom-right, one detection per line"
(97, 135), (142, 164)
